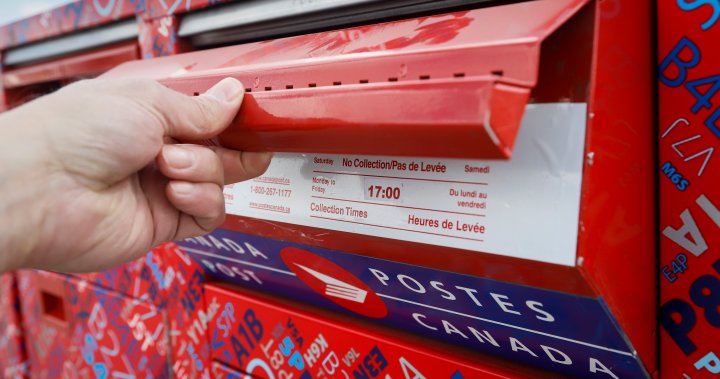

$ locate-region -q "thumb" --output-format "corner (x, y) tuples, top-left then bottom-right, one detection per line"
(152, 77), (245, 141)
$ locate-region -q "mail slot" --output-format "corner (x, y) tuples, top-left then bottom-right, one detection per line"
(204, 283), (562, 379)
(172, 0), (655, 378)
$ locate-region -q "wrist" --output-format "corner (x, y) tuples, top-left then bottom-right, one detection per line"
(0, 109), (54, 272)
(0, 173), (44, 272)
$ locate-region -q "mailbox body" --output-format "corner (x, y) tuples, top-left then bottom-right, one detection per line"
(106, 0), (656, 378)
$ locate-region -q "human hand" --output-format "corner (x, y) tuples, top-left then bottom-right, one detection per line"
(0, 78), (271, 273)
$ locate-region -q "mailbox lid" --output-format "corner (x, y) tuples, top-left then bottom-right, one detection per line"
(104, 0), (589, 159)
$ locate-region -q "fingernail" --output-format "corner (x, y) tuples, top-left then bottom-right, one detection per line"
(163, 145), (194, 169)
(253, 151), (274, 164)
(206, 78), (244, 103)
(259, 152), (274, 165)
(246, 151), (273, 176)
(170, 181), (195, 195)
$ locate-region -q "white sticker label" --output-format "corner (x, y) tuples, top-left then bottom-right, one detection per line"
(224, 103), (587, 266)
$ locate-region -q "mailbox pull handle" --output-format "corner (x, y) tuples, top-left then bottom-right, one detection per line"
(172, 77), (530, 159)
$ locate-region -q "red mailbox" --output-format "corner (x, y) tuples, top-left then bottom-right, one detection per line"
(658, 2), (720, 378)
(106, 0), (655, 378)
(16, 270), (171, 379)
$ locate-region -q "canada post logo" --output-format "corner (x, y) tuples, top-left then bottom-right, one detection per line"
(280, 247), (388, 318)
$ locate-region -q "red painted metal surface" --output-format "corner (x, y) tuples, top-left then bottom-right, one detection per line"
(218, 79), (528, 159)
(204, 283), (565, 379)
(658, 2), (720, 378)
(103, 0), (588, 159)
(575, 0), (656, 374)
(0, 1), (138, 51)
(3, 41), (138, 89)
(138, 15), (188, 59)
(0, 273), (28, 379)
(0, 0), (234, 51)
